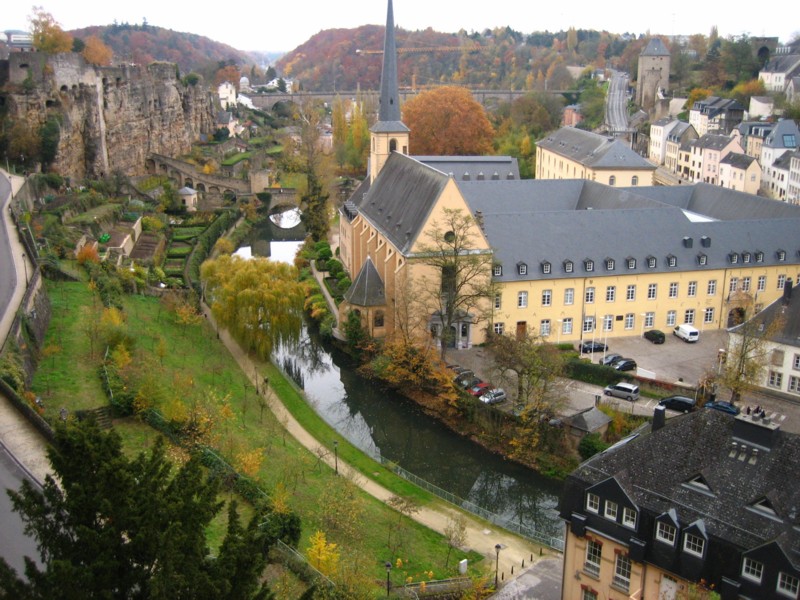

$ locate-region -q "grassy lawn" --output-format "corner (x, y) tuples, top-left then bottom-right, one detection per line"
(33, 281), (486, 593)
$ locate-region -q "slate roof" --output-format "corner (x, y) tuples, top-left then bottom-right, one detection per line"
(537, 128), (655, 171)
(344, 256), (386, 306)
(560, 409), (800, 564)
(569, 407), (612, 433)
(416, 156), (520, 181)
(372, 0), (408, 134)
(666, 121), (694, 142)
(178, 186), (197, 195)
(458, 179), (800, 283)
(690, 133), (736, 151)
(761, 53), (800, 75)
(720, 152), (756, 170)
(641, 38), (670, 57)
(732, 284), (800, 347)
(764, 119), (800, 149)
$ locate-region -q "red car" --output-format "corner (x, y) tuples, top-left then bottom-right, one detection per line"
(468, 382), (491, 396)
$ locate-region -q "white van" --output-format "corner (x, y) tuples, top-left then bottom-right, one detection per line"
(673, 324), (700, 343)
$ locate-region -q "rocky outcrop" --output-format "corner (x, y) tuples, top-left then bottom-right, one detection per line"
(4, 52), (214, 180)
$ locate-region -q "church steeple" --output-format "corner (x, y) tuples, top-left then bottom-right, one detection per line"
(369, 0), (409, 182)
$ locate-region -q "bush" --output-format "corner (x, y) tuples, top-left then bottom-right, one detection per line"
(578, 433), (609, 460)
(327, 259), (343, 277)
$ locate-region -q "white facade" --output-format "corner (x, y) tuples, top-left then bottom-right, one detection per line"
(217, 82), (236, 110)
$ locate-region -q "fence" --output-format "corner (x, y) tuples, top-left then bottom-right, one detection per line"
(272, 539), (335, 590)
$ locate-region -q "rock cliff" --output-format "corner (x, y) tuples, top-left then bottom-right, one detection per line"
(3, 52), (214, 180)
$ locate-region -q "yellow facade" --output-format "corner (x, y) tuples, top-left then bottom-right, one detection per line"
(535, 145), (654, 187)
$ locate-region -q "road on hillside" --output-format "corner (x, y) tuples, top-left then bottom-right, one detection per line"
(0, 444), (40, 576)
(0, 175), (17, 327)
(606, 70), (630, 133)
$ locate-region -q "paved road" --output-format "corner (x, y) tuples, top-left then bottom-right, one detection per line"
(605, 70), (630, 133)
(0, 175), (17, 329)
(0, 435), (41, 576)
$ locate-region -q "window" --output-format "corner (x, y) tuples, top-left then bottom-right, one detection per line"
(540, 319), (551, 337)
(632, 175), (639, 186)
(609, 175), (616, 186)
(584, 540), (602, 577)
(626, 285), (636, 301)
(778, 250), (787, 261)
(742, 557), (763, 583)
(669, 282), (679, 298)
(493, 265), (503, 276)
(562, 318), (573, 334)
(585, 260), (594, 272)
(542, 289), (552, 306)
(494, 322), (505, 335)
(742, 277), (751, 292)
(585, 287), (595, 303)
(730, 277), (739, 293)
(583, 316), (595, 333)
(564, 260), (574, 273)
(683, 533), (705, 557)
(704, 307), (715, 324)
(494, 293), (502, 309)
(778, 572), (800, 597)
(565, 288), (575, 305)
(756, 251), (764, 262)
(645, 312), (655, 327)
(625, 313), (634, 329)
(795, 354), (800, 370)
(758, 275), (766, 292)
(541, 261), (551, 274)
(613, 554), (631, 591)
(374, 311), (384, 327)
(743, 252), (751, 263)
(647, 256), (657, 268)
(688, 281), (697, 297)
(789, 376), (800, 394)
(627, 257), (636, 270)
(605, 501), (618, 521)
(518, 291), (528, 308)
(622, 507), (637, 528)
(581, 589), (598, 600)
(778, 274), (787, 289)
(603, 315), (613, 332)
(730, 252), (739, 264)
(518, 263), (527, 275)
(667, 310), (677, 326)
(698, 253), (708, 265)
(667, 255), (677, 267)
(606, 258), (615, 271)
(648, 283), (657, 300)
(769, 371), (783, 388)
(606, 286), (616, 302)
(656, 522), (677, 545)
(708, 280), (717, 295)
(685, 309), (695, 325)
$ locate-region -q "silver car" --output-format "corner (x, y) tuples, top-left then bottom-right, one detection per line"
(603, 382), (640, 401)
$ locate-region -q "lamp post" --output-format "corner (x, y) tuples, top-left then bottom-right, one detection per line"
(333, 440), (339, 475)
(21, 252), (28, 284)
(494, 543), (502, 588)
(385, 561), (392, 596)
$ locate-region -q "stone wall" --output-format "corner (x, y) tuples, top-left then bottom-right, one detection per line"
(3, 53), (215, 180)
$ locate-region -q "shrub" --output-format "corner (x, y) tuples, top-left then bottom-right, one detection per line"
(578, 433), (609, 460)
(327, 259), (343, 277)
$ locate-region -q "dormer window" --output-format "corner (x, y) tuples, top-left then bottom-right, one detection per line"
(604, 500), (618, 521)
(622, 507), (637, 529)
(729, 252), (739, 264)
(743, 252), (751, 263)
(752, 497), (777, 516)
(755, 251), (764, 262)
(742, 557), (763, 583)
(586, 492), (600, 513)
(541, 261), (551, 274)
(517, 262), (528, 275)
(564, 260), (574, 273)
(683, 532), (706, 558)
(686, 474), (710, 491)
(647, 256), (657, 268)
(606, 258), (615, 271)
(585, 259), (594, 272)
(777, 249), (787, 261)
(698, 254), (708, 266)
(493, 265), (503, 277)
(667, 255), (677, 267)
(656, 522), (677, 545)
(627, 257), (636, 270)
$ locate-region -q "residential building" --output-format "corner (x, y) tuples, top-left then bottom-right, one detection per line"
(760, 119), (800, 199)
(636, 38), (670, 110)
(719, 152), (761, 194)
(748, 95), (773, 119)
(735, 121), (774, 160)
(768, 152), (794, 201)
(559, 408), (800, 600)
(788, 152), (800, 204)
(562, 104), (583, 127)
(664, 122), (697, 175)
(535, 128), (656, 186)
(689, 96), (745, 136)
(217, 82), (236, 110)
(686, 134), (743, 185)
(648, 118), (678, 165)
(759, 53), (800, 93)
(786, 76), (800, 103)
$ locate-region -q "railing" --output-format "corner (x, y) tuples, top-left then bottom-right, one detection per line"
(272, 539), (335, 590)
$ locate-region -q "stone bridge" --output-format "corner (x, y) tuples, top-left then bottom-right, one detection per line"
(147, 154), (250, 198)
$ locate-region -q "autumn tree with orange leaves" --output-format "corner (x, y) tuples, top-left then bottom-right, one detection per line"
(401, 86), (494, 155)
(82, 35), (113, 66)
(29, 7), (72, 54)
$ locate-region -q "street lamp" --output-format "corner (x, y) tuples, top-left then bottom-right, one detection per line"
(333, 440), (339, 475)
(385, 561), (392, 596)
(21, 252), (28, 284)
(494, 543), (502, 588)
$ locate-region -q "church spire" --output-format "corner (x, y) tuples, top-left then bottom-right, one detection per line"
(378, 0), (402, 123)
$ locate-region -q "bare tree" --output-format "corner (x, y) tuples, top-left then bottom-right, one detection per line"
(443, 514), (467, 568)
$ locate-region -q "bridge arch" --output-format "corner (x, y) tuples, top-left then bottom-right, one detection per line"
(196, 183), (206, 192)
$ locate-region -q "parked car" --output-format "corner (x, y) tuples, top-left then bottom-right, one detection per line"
(603, 382), (640, 401)
(480, 388), (507, 404)
(644, 329), (666, 344)
(468, 382), (491, 396)
(455, 375), (480, 389)
(449, 367), (473, 381)
(579, 341), (608, 354)
(704, 400), (740, 415)
(614, 359), (637, 372)
(658, 395), (696, 413)
(598, 353), (624, 366)
(674, 324), (700, 343)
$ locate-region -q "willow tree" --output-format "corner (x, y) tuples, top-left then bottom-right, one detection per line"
(201, 255), (305, 359)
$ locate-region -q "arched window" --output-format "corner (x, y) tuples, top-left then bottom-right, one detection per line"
(631, 175), (639, 186)
(609, 175), (616, 186)
(389, 138), (397, 152)
(374, 311), (384, 328)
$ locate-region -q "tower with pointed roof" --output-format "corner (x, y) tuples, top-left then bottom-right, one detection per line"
(369, 0), (410, 183)
(636, 37), (671, 111)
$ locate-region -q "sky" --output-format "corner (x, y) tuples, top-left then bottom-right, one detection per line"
(2, 0), (797, 55)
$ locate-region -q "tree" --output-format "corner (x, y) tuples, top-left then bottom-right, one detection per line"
(719, 291), (785, 403)
(0, 420), (277, 599)
(414, 208), (493, 360)
(292, 99), (331, 242)
(720, 36), (759, 86)
(82, 35), (113, 66)
(201, 254), (305, 359)
(443, 514), (467, 568)
(306, 531), (339, 577)
(29, 7), (73, 54)
(402, 87), (494, 155)
(215, 65), (242, 90)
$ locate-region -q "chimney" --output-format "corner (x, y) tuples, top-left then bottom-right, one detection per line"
(701, 236), (711, 248)
(474, 210), (484, 230)
(783, 278), (793, 305)
(733, 413), (781, 450)
(653, 406), (666, 432)
(683, 236), (693, 248)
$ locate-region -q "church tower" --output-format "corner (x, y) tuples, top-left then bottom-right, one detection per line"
(369, 0), (410, 183)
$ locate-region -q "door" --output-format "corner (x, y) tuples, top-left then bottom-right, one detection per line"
(516, 321), (527, 341)
(659, 575), (679, 600)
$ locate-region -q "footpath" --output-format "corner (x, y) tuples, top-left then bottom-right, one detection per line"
(200, 304), (557, 591)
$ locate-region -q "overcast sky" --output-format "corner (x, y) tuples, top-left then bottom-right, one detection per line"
(3, 0), (797, 55)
